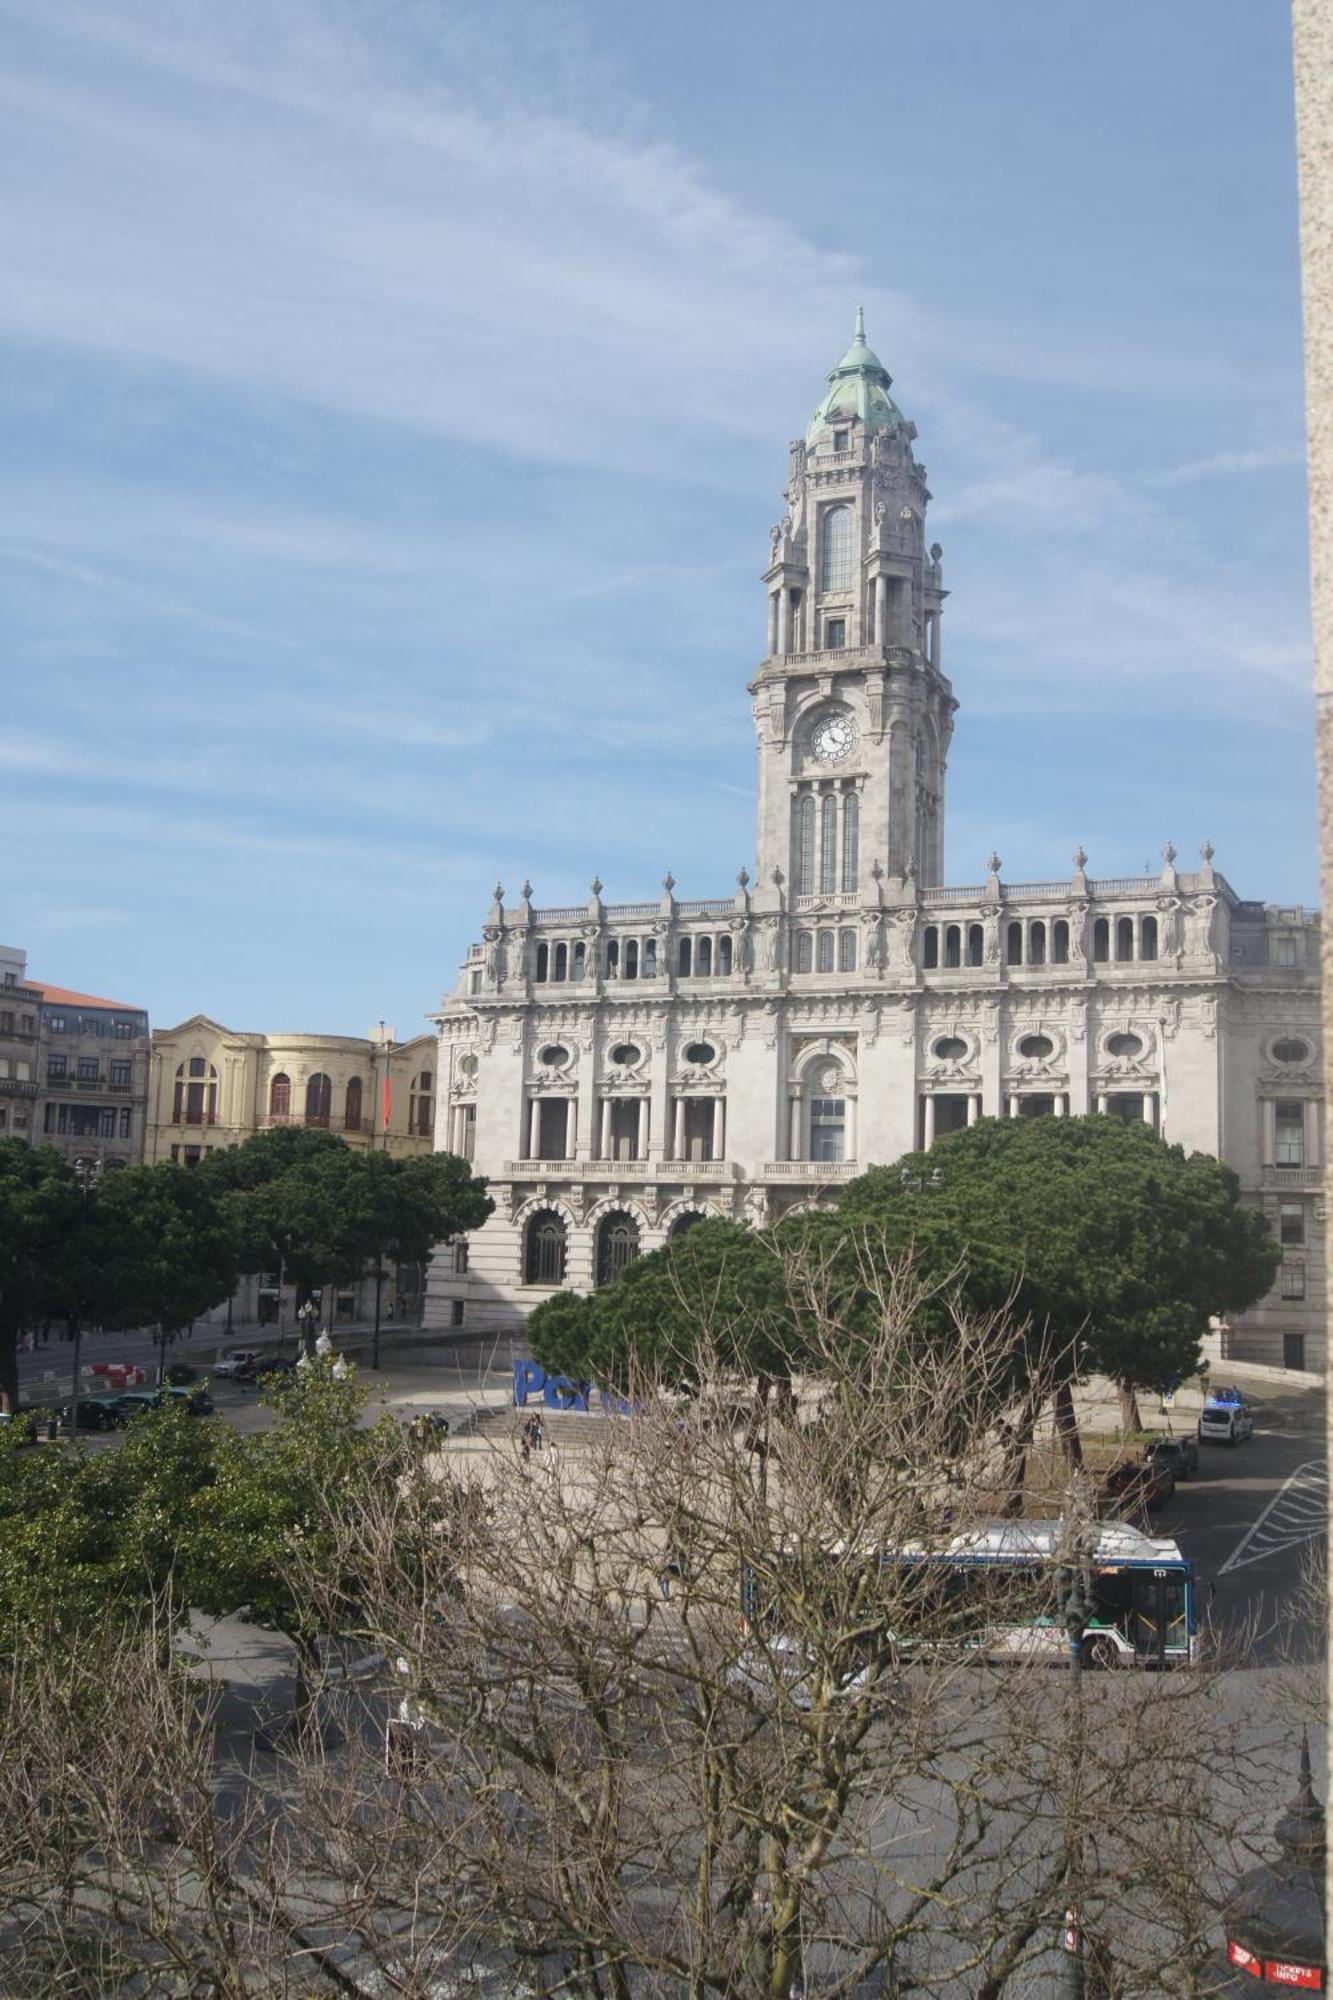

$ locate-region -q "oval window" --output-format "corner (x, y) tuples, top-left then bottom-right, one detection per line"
(933, 1036), (967, 1061)
(458, 1053), (478, 1078)
(1272, 1037), (1310, 1065)
(609, 1042), (641, 1066)
(1018, 1034), (1054, 1059)
(684, 1042), (716, 1065)
(538, 1044), (570, 1068)
(1106, 1032), (1143, 1059)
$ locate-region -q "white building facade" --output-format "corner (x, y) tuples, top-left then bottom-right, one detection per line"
(429, 317), (1324, 1371)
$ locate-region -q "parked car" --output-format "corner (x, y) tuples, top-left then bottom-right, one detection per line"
(1198, 1397), (1254, 1445)
(58, 1395), (127, 1432)
(234, 1354), (298, 1385)
(112, 1388), (167, 1421)
(213, 1349), (264, 1380)
(1146, 1433), (1200, 1481)
(1100, 1456), (1175, 1513)
(168, 1385), (214, 1415)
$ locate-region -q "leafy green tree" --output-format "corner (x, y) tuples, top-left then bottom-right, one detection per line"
(839, 1115), (1279, 1431)
(354, 1149), (493, 1349)
(92, 1162), (242, 1373)
(0, 1141), (82, 1411)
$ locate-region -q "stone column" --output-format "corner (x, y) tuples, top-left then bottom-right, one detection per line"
(565, 1098), (577, 1160)
(768, 591), (779, 656)
(777, 587), (790, 656)
(845, 1095), (856, 1161)
(1008, 1095), (1020, 1119)
(711, 1097), (724, 1162)
(673, 1096), (686, 1162)
(637, 1097), (650, 1161)
(1261, 1099), (1276, 1167)
(598, 1097), (611, 1161)
(526, 1096), (539, 1161)
(789, 1095), (802, 1161)
(1096, 1094), (1109, 1116)
(875, 574), (887, 646)
(923, 1095), (936, 1150)
(968, 1095), (980, 1125)
(1054, 1094), (1066, 1117)
(1142, 1094), (1156, 1127)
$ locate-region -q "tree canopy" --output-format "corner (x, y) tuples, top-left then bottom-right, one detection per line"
(530, 1117), (1279, 1407)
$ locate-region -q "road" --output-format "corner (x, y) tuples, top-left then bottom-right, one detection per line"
(1140, 1379), (1326, 1662)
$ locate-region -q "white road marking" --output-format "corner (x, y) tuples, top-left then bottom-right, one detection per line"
(1218, 1460), (1328, 1577)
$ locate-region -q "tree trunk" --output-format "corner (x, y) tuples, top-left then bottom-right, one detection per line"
(1053, 1379), (1084, 1470)
(1118, 1382), (1143, 1435)
(0, 1318), (18, 1416)
(998, 1386), (1044, 1517)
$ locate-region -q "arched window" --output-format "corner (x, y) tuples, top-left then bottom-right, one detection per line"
(1116, 916), (1135, 962)
(796, 931), (814, 973)
(668, 1210), (707, 1239)
(923, 926), (939, 969)
(535, 942), (549, 982)
(717, 934), (732, 975)
(1140, 915), (1158, 961)
(1052, 919), (1070, 965)
(553, 942), (568, 982)
(605, 939), (620, 979)
(678, 937), (692, 977)
(596, 1210), (641, 1288)
(305, 1073), (332, 1125)
(820, 795), (838, 893)
(796, 795), (816, 893)
(820, 504), (854, 591)
(1006, 922), (1023, 966)
(967, 924), (984, 967)
(842, 793), (859, 891)
(174, 1060), (218, 1125)
(624, 939), (638, 980)
(839, 928), (857, 972)
(1093, 917), (1110, 963)
(944, 925), (962, 968)
(1028, 921), (1046, 966)
(817, 929), (835, 973)
(344, 1077), (363, 1131)
(409, 1072), (434, 1137)
(269, 1073), (291, 1119)
(643, 938), (657, 978)
(697, 935), (712, 976)
(524, 1209), (567, 1287)
(572, 941), (586, 982)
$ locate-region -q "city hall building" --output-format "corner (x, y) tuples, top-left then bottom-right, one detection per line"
(427, 316), (1324, 1370)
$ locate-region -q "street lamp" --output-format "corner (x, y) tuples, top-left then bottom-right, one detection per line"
(68, 1155), (103, 1439)
(1059, 1558), (1091, 1999)
(296, 1298), (317, 1358)
(900, 1165), (944, 1192)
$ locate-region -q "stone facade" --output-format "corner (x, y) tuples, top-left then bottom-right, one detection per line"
(146, 1015), (438, 1327)
(0, 947), (41, 1149)
(428, 318), (1325, 1372)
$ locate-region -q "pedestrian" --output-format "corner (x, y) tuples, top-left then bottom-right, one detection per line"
(520, 1413), (537, 1461)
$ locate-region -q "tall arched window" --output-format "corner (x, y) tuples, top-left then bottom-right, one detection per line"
(305, 1073), (332, 1125)
(839, 929), (857, 972)
(535, 942), (549, 982)
(967, 924), (984, 967)
(1140, 915), (1158, 961)
(1052, 919), (1070, 965)
(1116, 917), (1135, 962)
(796, 932), (814, 973)
(344, 1077), (363, 1131)
(796, 795), (816, 893)
(572, 941), (586, 981)
(678, 937), (692, 977)
(642, 938), (656, 978)
(817, 929), (835, 973)
(1028, 921), (1046, 966)
(923, 926), (939, 969)
(596, 1210), (641, 1288)
(410, 1072), (434, 1136)
(841, 793), (859, 891)
(174, 1061), (217, 1125)
(820, 504), (853, 591)
(553, 942), (568, 982)
(1006, 922), (1023, 966)
(605, 939), (620, 978)
(697, 936), (712, 976)
(1093, 918), (1110, 962)
(717, 935), (732, 975)
(820, 796), (838, 893)
(269, 1073), (291, 1119)
(524, 1209), (567, 1286)
(944, 925), (962, 969)
(624, 939), (638, 980)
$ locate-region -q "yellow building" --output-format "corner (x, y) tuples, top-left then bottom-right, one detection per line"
(147, 1016), (440, 1331)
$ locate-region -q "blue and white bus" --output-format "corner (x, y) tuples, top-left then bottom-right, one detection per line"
(742, 1519), (1199, 1671)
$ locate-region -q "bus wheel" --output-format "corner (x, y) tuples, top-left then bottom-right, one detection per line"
(1085, 1636), (1122, 1670)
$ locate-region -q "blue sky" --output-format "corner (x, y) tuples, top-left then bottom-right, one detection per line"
(0, 0), (1314, 1036)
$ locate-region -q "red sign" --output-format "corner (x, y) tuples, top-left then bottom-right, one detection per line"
(1230, 1940), (1263, 1977)
(1265, 1964), (1322, 1991)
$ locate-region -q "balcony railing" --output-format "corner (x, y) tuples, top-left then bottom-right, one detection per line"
(0, 1077), (38, 1097)
(260, 1112), (331, 1129)
(1259, 1165), (1324, 1190)
(763, 1161), (859, 1179)
(502, 1158), (734, 1180)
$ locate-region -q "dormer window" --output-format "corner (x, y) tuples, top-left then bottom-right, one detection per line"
(833, 429), (849, 451)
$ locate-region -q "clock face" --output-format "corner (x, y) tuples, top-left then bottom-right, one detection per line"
(809, 712), (857, 766)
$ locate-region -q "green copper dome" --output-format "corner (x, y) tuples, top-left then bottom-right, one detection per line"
(806, 307), (905, 445)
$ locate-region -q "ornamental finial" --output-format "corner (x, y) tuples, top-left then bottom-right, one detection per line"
(736, 866), (749, 889)
(1073, 846), (1087, 871)
(662, 870), (675, 893)
(988, 851), (1001, 876)
(1200, 838), (1215, 864)
(521, 878), (533, 900)
(492, 882), (504, 904)
(590, 875), (603, 896)
(854, 303), (866, 343)
(1162, 841), (1176, 866)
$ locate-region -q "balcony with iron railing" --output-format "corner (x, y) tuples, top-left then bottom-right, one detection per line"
(502, 1157), (736, 1181)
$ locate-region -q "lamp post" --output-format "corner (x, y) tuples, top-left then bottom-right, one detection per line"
(296, 1297), (317, 1358)
(1061, 1566), (1089, 1999)
(68, 1154), (103, 1439)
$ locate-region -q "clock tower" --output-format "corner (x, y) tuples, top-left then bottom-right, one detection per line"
(750, 311), (956, 898)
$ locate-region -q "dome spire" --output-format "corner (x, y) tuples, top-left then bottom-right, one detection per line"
(854, 303), (866, 343)
(805, 307), (904, 445)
